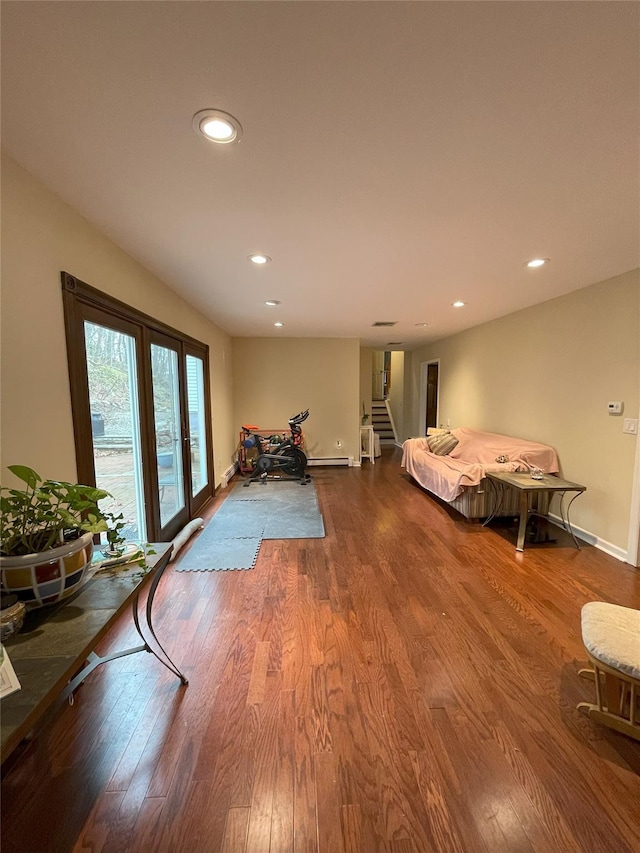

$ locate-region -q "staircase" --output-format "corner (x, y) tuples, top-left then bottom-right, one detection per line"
(371, 399), (396, 446)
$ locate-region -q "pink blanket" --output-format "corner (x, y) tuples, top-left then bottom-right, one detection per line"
(401, 427), (559, 503)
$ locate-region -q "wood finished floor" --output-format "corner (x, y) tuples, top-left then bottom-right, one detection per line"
(2, 447), (640, 853)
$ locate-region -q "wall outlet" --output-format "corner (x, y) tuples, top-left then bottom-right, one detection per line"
(608, 401), (623, 415)
(623, 418), (638, 435)
(336, 440), (342, 449)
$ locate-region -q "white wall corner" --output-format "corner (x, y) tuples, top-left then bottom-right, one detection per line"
(627, 416), (640, 567)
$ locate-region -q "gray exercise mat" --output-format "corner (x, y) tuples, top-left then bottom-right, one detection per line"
(223, 480), (325, 539)
(174, 535), (261, 571)
(174, 478), (324, 571)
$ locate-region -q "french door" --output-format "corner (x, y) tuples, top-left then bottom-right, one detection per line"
(149, 333), (211, 539)
(62, 273), (214, 543)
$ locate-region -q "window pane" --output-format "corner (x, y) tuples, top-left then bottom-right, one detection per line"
(84, 321), (146, 541)
(151, 344), (185, 528)
(186, 354), (208, 495)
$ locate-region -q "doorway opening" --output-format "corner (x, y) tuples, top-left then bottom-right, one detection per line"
(419, 359), (440, 436)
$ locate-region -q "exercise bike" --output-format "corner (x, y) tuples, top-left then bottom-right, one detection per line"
(241, 409), (310, 485)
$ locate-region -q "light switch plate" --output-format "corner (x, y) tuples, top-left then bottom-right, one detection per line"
(623, 418), (638, 435)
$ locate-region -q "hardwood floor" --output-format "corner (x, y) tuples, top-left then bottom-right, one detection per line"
(2, 447), (640, 853)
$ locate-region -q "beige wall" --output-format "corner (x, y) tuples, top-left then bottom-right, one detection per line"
(233, 338), (360, 460)
(0, 153), (236, 488)
(408, 269), (640, 553)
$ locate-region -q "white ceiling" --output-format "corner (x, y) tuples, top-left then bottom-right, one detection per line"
(2, 2), (638, 349)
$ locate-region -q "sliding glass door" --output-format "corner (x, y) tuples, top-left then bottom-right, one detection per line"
(149, 339), (211, 538)
(63, 272), (214, 543)
(151, 340), (186, 533)
(84, 319), (147, 541)
(186, 353), (209, 497)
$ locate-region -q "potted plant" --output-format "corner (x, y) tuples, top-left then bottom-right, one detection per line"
(0, 465), (111, 608)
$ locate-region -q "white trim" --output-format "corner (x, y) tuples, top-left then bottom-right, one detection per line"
(627, 407), (640, 567)
(419, 358), (440, 437)
(547, 513), (628, 563)
(384, 399), (399, 443)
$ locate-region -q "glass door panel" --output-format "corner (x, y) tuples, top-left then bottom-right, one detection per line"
(151, 343), (185, 528)
(185, 354), (208, 497)
(84, 321), (146, 541)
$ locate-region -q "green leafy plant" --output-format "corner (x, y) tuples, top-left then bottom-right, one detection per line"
(0, 465), (111, 557)
(102, 511), (127, 555)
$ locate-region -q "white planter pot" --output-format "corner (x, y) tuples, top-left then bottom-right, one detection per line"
(0, 531), (95, 609)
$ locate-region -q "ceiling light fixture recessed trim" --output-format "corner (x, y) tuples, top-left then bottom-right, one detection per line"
(414, 322), (428, 327)
(265, 300), (280, 306)
(525, 258), (550, 268)
(274, 322), (284, 327)
(248, 254), (271, 265)
(452, 301), (466, 308)
(193, 109), (243, 144)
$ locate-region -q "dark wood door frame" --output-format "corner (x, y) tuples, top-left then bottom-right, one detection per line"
(61, 272), (214, 542)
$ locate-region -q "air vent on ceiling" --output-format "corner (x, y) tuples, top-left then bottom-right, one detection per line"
(372, 321), (397, 327)
(386, 342), (404, 346)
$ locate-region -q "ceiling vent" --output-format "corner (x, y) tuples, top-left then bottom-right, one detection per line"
(372, 321), (397, 327)
(386, 342), (404, 346)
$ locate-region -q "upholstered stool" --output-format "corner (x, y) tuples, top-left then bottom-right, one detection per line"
(578, 601), (640, 740)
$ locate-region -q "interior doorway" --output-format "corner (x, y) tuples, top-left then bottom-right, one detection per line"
(419, 359), (440, 436)
(372, 350), (391, 400)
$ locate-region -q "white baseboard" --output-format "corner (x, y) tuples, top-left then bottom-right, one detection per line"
(547, 512), (629, 563)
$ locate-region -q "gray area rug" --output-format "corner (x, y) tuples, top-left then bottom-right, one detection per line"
(175, 479), (325, 571)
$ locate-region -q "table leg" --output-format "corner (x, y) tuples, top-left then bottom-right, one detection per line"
(482, 478), (505, 526)
(560, 491), (583, 550)
(62, 556), (188, 700)
(136, 564), (189, 684)
(516, 490), (529, 551)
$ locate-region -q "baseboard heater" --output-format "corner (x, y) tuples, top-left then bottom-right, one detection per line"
(221, 461), (239, 487)
(307, 456), (353, 467)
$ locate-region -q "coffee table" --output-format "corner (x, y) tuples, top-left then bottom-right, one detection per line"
(485, 471), (586, 552)
(1, 543), (187, 763)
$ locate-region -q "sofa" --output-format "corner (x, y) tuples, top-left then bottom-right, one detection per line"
(401, 427), (559, 519)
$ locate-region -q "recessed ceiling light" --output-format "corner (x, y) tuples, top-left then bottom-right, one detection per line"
(274, 322), (284, 327)
(193, 109), (243, 144)
(415, 322), (428, 327)
(248, 254), (271, 265)
(265, 300), (280, 306)
(525, 258), (550, 268)
(452, 301), (466, 308)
